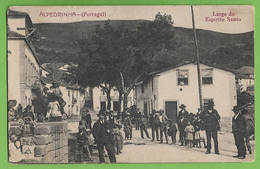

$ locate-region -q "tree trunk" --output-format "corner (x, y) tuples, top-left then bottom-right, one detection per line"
(106, 88), (111, 111)
(118, 90), (123, 119)
(123, 93), (128, 113)
(99, 84), (112, 111)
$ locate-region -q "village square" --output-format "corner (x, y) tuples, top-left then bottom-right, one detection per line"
(7, 6), (254, 164)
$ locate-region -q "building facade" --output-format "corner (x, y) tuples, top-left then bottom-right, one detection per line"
(92, 86), (134, 112)
(135, 61), (237, 131)
(7, 10), (42, 107)
(42, 66), (89, 117)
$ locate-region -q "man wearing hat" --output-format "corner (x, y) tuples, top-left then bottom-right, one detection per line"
(178, 104), (189, 119)
(158, 109), (169, 144)
(140, 114), (150, 139)
(50, 81), (65, 115)
(200, 100), (220, 154)
(92, 111), (116, 163)
(106, 110), (115, 126)
(232, 106), (247, 159)
(134, 109), (141, 130)
(123, 112), (132, 139)
(178, 114), (189, 146)
(79, 107), (92, 130)
(149, 110), (159, 141)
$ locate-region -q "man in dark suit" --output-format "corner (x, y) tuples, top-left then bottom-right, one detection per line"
(232, 106), (247, 159)
(241, 109), (254, 155)
(150, 110), (159, 141)
(200, 101), (220, 154)
(178, 104), (189, 119)
(178, 114), (188, 146)
(92, 111), (116, 163)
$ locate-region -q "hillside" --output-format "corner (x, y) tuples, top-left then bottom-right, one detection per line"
(31, 20), (254, 70)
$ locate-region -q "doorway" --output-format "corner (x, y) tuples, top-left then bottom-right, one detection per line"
(165, 101), (178, 123)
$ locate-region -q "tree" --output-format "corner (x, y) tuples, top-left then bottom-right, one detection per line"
(134, 12), (176, 71)
(67, 13), (175, 115)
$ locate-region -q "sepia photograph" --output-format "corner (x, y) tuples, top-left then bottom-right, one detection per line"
(7, 5), (254, 163)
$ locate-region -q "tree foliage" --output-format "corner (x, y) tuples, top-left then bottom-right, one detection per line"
(67, 12), (175, 112)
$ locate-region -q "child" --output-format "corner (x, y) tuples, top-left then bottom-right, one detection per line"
(9, 134), (23, 163)
(112, 124), (123, 154)
(193, 115), (201, 148)
(199, 117), (207, 148)
(123, 112), (132, 140)
(184, 121), (195, 149)
(168, 121), (178, 145)
(77, 125), (91, 162)
(85, 129), (94, 159)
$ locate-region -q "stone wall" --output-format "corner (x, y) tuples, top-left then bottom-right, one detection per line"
(9, 121), (68, 163)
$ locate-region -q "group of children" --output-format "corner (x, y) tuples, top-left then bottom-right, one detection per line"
(174, 113), (207, 149)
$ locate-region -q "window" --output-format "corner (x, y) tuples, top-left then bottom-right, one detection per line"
(203, 99), (214, 110)
(141, 84), (144, 93)
(68, 90), (70, 97)
(76, 105), (79, 112)
(202, 68), (213, 85)
(177, 69), (189, 86)
(100, 102), (106, 110)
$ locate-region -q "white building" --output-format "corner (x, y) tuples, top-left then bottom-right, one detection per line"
(135, 61), (237, 131)
(7, 10), (44, 107)
(236, 66), (254, 92)
(41, 66), (89, 117)
(92, 86), (134, 112)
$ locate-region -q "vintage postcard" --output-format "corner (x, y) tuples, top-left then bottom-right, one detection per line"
(7, 5), (254, 163)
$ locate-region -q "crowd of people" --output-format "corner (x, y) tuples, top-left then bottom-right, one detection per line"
(132, 105), (209, 149)
(75, 100), (254, 163)
(8, 81), (254, 163)
(76, 109), (123, 163)
(8, 81), (67, 124)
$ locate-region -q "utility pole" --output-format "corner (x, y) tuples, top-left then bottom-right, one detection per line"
(191, 5), (203, 111)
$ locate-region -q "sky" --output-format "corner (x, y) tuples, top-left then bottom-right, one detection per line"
(10, 5), (254, 34)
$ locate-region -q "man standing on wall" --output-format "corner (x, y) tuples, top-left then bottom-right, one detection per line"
(200, 100), (220, 154)
(51, 82), (66, 115)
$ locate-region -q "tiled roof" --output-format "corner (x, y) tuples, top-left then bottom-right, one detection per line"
(135, 60), (237, 85)
(237, 66), (254, 75)
(149, 60), (236, 75)
(41, 70), (82, 90)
